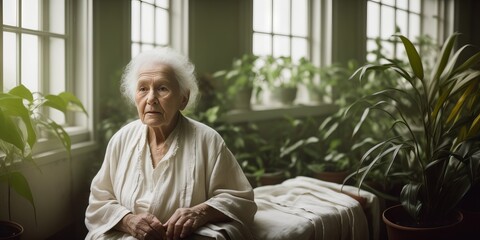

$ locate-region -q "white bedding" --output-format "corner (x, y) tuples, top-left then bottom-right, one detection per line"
(251, 176), (380, 240)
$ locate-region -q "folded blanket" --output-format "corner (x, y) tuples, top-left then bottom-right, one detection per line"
(251, 176), (380, 240)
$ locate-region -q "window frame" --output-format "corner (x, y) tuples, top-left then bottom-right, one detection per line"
(251, 0), (312, 60)
(130, 0), (188, 57)
(365, 0), (454, 62)
(1, 0), (94, 156)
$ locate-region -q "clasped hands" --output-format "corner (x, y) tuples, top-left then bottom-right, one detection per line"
(116, 204), (213, 240)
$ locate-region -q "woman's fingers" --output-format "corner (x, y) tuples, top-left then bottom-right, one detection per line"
(165, 208), (201, 239)
(126, 213), (166, 239)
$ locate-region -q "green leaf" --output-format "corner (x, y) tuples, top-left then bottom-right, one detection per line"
(0, 110), (25, 151)
(9, 84), (34, 102)
(44, 94), (68, 113)
(453, 51), (480, 74)
(401, 183), (423, 221)
(431, 33), (459, 81)
(0, 94), (36, 148)
(45, 120), (72, 153)
(59, 92), (88, 115)
(2, 172), (37, 220)
(439, 44), (471, 83)
(353, 108), (369, 137)
(396, 35), (424, 80)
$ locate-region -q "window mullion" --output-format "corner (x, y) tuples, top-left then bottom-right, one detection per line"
(289, 0), (292, 57)
(270, 0), (274, 56)
(42, 0), (50, 94)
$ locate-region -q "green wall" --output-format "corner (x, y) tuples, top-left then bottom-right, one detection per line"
(189, 0), (249, 76)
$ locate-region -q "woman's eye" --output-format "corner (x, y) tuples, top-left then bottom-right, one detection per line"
(138, 87), (147, 92)
(158, 86), (168, 91)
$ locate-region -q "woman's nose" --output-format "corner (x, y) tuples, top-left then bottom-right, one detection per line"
(146, 89), (158, 105)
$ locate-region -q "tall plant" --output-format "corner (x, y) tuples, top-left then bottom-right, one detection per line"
(0, 84), (87, 220)
(349, 33), (480, 225)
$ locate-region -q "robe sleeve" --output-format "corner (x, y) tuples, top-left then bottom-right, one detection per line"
(204, 143), (257, 228)
(84, 134), (133, 240)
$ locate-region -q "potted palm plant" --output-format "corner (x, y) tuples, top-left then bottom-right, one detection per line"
(0, 84), (87, 238)
(349, 33), (480, 239)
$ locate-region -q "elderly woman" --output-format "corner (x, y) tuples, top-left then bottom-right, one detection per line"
(85, 48), (257, 240)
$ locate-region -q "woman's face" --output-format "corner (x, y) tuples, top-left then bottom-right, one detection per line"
(135, 63), (188, 129)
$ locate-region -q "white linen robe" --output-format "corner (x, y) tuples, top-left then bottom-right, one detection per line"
(85, 115), (257, 239)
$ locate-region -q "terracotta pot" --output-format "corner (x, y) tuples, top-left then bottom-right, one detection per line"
(382, 204), (463, 240)
(0, 221), (23, 240)
(259, 171), (286, 186)
(458, 209), (480, 240)
(311, 171), (348, 184)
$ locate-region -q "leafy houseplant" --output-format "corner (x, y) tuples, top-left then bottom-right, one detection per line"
(212, 54), (259, 110)
(258, 56), (301, 105)
(350, 32), (480, 231)
(0, 84), (87, 227)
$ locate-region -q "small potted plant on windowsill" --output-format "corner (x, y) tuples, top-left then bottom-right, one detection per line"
(258, 56), (301, 106)
(0, 84), (87, 238)
(349, 33), (480, 239)
(212, 54), (259, 111)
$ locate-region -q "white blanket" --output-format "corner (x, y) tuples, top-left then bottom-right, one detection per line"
(251, 176), (380, 240)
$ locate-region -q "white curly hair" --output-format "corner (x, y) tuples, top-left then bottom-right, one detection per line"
(120, 47), (199, 111)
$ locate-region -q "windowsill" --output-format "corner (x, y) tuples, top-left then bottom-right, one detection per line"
(19, 141), (99, 168)
(223, 103), (339, 123)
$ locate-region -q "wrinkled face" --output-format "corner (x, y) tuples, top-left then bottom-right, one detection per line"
(135, 63), (188, 128)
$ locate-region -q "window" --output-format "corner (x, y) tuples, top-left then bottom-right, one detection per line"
(252, 0), (310, 61)
(366, 0), (453, 62)
(3, 0), (66, 96)
(131, 0), (170, 57)
(2, 0), (92, 153)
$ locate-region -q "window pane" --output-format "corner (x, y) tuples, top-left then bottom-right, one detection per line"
(381, 0), (394, 6)
(396, 42), (407, 60)
(366, 39), (377, 62)
(141, 2), (155, 43)
(409, 14), (420, 40)
(155, 8), (169, 45)
(49, 0), (65, 34)
(143, 0), (154, 4)
(273, 35), (290, 57)
(21, 34), (39, 92)
(132, 43), (141, 57)
(396, 10), (408, 34)
(253, 33), (272, 56)
(381, 5), (395, 39)
(291, 37), (307, 61)
(156, 0), (168, 8)
(22, 0), (40, 30)
(367, 1), (379, 38)
(132, 0), (141, 42)
(397, 0), (408, 10)
(253, 0), (272, 32)
(382, 40), (394, 59)
(3, 0), (18, 26)
(273, 0), (290, 35)
(49, 37), (65, 94)
(49, 38), (66, 124)
(3, 32), (18, 92)
(291, 0), (307, 37)
(410, 0), (421, 13)
(141, 44), (154, 52)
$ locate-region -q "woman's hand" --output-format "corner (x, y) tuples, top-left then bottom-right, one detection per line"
(115, 213), (166, 240)
(164, 203), (229, 240)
